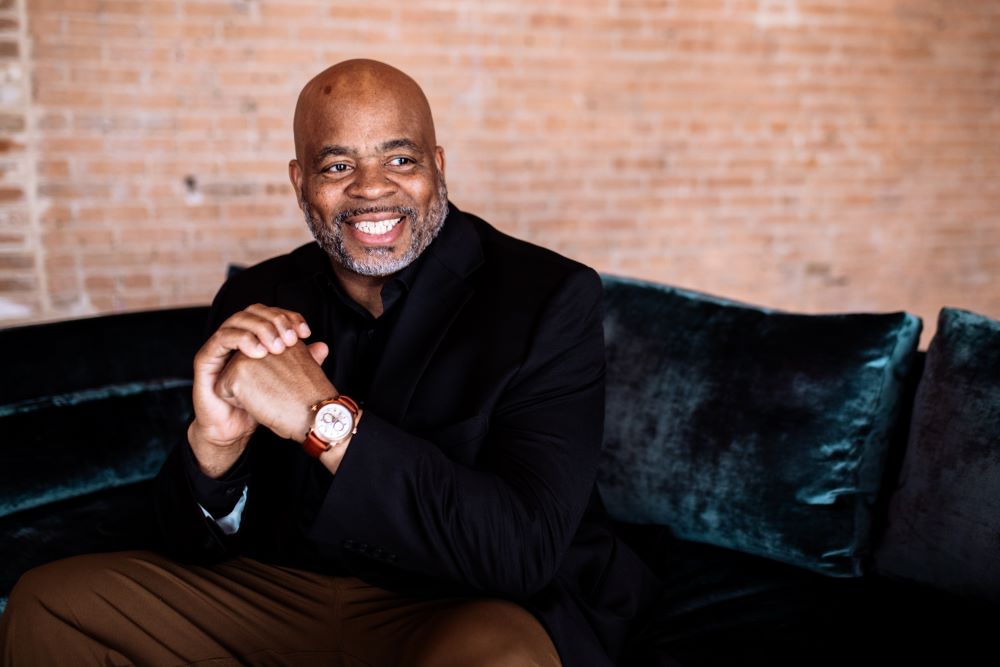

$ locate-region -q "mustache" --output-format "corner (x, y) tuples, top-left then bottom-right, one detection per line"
(333, 205), (418, 226)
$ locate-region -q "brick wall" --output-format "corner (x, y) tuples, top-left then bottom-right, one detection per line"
(1, 0), (998, 347)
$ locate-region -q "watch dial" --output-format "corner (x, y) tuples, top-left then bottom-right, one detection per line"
(316, 403), (353, 442)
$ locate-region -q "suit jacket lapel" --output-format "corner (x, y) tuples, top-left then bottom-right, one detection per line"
(276, 244), (330, 339)
(367, 207), (484, 424)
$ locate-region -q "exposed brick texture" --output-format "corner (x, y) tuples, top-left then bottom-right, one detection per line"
(0, 0), (35, 320)
(1, 1), (998, 347)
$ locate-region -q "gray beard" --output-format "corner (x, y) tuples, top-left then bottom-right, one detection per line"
(302, 177), (449, 277)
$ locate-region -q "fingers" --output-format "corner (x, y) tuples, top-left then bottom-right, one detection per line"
(201, 326), (270, 365)
(193, 305), (315, 387)
(307, 341), (330, 366)
(219, 304), (312, 355)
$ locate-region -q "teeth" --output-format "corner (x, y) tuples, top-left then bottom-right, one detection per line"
(354, 217), (401, 235)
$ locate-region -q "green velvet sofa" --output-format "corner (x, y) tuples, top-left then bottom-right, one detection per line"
(2, 275), (997, 666)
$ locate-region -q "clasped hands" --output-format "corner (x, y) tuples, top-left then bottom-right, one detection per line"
(188, 304), (344, 478)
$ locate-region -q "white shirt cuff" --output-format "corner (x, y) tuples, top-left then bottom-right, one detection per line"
(198, 485), (248, 536)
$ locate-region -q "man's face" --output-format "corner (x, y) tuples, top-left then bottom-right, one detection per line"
(290, 90), (448, 277)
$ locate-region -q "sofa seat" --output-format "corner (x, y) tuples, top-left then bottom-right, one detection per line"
(0, 482), (157, 612)
(615, 522), (996, 665)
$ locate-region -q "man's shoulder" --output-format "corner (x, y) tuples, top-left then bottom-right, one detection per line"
(457, 208), (602, 301)
(208, 242), (326, 322)
(460, 209), (583, 270)
(228, 242), (325, 283)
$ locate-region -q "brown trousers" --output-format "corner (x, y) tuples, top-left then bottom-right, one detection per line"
(0, 550), (561, 666)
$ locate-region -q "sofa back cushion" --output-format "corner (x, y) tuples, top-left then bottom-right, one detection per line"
(597, 275), (922, 577)
(0, 307), (208, 518)
(873, 308), (1000, 603)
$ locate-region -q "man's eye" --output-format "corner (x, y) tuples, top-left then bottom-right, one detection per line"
(388, 157), (413, 167)
(324, 163), (350, 173)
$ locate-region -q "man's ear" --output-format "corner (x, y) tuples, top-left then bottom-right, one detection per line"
(288, 159), (304, 208)
(434, 146), (445, 178)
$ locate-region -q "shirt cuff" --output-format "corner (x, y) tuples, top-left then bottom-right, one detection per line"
(182, 439), (252, 517)
(199, 485), (248, 536)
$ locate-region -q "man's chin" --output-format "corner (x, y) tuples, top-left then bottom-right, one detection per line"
(335, 247), (415, 277)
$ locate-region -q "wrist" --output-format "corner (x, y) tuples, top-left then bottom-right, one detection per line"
(317, 431), (354, 475)
(188, 421), (253, 479)
(292, 397), (324, 445)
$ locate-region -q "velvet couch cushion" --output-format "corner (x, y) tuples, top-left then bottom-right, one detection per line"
(0, 482), (157, 614)
(597, 276), (922, 576)
(615, 523), (997, 666)
(0, 307), (207, 518)
(873, 307), (1000, 603)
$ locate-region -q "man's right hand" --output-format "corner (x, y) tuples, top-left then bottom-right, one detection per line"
(190, 304), (313, 478)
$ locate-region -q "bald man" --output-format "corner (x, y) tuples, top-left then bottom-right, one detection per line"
(0, 60), (663, 666)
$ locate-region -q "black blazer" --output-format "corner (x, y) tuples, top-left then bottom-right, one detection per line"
(154, 204), (661, 666)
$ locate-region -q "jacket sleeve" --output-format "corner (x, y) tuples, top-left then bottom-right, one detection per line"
(307, 267), (607, 599)
(152, 277), (256, 562)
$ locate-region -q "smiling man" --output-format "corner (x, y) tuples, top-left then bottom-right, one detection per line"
(0, 60), (662, 666)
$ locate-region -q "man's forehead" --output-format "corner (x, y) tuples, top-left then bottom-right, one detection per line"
(294, 60), (437, 161)
(300, 103), (432, 156)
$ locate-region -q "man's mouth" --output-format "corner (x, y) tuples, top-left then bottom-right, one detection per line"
(351, 217), (402, 235)
(335, 206), (415, 246)
(345, 213), (408, 245)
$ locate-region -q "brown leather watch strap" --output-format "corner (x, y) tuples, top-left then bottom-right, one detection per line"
(302, 430), (330, 458)
(335, 395), (360, 414)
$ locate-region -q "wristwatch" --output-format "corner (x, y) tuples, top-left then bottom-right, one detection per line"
(303, 395), (362, 458)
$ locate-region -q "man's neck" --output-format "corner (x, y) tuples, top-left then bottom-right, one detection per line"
(331, 261), (391, 318)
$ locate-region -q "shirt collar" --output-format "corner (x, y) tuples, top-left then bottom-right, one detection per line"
(308, 235), (429, 320)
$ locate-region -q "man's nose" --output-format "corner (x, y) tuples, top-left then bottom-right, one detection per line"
(345, 161), (396, 200)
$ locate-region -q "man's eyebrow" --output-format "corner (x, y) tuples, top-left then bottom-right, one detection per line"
(314, 145), (355, 165)
(379, 138), (424, 154)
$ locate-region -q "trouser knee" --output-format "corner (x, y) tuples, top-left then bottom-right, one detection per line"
(1, 552), (171, 665)
(4, 557), (75, 620)
(408, 598), (562, 667)
(3, 551), (156, 637)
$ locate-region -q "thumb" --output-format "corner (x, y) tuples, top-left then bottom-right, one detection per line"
(307, 341), (330, 365)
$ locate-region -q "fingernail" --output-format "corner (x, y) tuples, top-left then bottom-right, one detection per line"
(299, 323), (311, 337)
(272, 338), (285, 352)
(255, 343), (266, 354)
(283, 329), (297, 344)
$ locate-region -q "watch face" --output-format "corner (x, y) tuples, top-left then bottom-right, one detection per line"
(314, 403), (354, 443)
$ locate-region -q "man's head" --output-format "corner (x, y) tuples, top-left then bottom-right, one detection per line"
(289, 59), (448, 277)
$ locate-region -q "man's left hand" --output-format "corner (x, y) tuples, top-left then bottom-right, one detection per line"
(215, 340), (335, 444)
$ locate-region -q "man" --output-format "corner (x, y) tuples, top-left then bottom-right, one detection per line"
(0, 59), (661, 666)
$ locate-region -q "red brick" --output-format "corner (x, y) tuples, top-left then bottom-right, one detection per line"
(0, 253), (33, 269)
(182, 2), (244, 18)
(100, 0), (176, 17)
(0, 187), (23, 202)
(31, 40), (101, 62)
(0, 277), (35, 292)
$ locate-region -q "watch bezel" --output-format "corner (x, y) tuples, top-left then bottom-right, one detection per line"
(313, 401), (355, 443)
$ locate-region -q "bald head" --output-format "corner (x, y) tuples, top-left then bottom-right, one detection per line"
(293, 59), (437, 164)
(288, 59), (448, 282)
